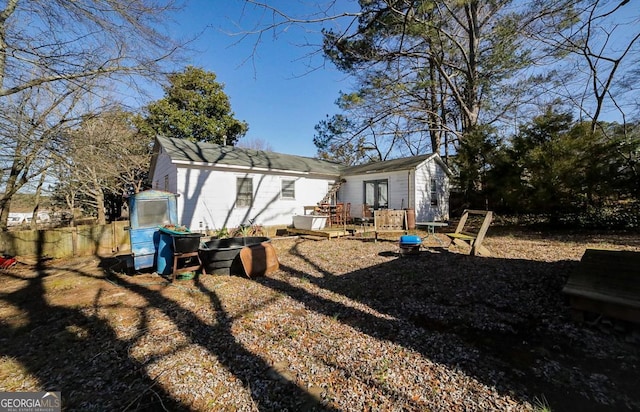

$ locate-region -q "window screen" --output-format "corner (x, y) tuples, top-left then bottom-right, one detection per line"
(281, 179), (295, 199)
(137, 199), (170, 228)
(236, 177), (253, 207)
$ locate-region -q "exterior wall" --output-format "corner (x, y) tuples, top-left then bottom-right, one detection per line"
(174, 165), (336, 230)
(340, 170), (411, 218)
(150, 148), (178, 192)
(151, 144), (451, 228)
(414, 160), (450, 221)
(341, 159), (450, 221)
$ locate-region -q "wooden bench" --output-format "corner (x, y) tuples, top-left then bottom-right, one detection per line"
(563, 249), (640, 324)
(446, 209), (493, 256)
(374, 209), (408, 241)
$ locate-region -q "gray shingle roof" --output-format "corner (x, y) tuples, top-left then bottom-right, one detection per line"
(155, 136), (449, 177)
(156, 136), (342, 176)
(340, 154), (437, 175)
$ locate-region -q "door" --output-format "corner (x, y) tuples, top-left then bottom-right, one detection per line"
(364, 179), (388, 209)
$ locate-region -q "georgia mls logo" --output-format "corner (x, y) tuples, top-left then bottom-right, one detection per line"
(0, 391), (61, 412)
(41, 392), (59, 405)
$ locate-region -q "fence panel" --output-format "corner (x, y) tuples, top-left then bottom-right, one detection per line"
(0, 221), (132, 259)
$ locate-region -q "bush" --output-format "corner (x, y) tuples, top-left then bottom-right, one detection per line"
(494, 201), (639, 230)
(556, 201), (639, 229)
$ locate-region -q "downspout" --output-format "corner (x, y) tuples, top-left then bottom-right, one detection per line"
(408, 170), (412, 210)
(406, 170), (416, 230)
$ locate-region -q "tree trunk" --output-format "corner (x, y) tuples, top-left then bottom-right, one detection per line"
(30, 164), (49, 230)
(96, 189), (106, 225)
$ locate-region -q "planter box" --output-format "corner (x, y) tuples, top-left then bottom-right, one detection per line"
(199, 237), (271, 275)
(170, 232), (204, 253)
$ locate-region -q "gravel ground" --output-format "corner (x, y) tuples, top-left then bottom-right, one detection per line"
(0, 229), (639, 411)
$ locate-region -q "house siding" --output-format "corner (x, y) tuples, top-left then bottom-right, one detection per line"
(415, 161), (449, 221)
(174, 165), (335, 230)
(151, 137), (451, 230)
(339, 170), (411, 218)
(150, 149), (178, 193)
(340, 159), (449, 221)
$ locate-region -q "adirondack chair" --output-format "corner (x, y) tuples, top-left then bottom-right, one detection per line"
(446, 209), (493, 256)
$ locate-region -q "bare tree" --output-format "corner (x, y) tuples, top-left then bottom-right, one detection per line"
(236, 137), (274, 152)
(240, 1), (559, 160)
(0, 84), (85, 230)
(0, 0), (183, 230)
(57, 109), (152, 225)
(0, 0), (182, 99)
(529, 0), (640, 131)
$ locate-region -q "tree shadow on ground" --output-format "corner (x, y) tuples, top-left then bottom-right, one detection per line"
(105, 268), (337, 411)
(0, 234), (190, 410)
(258, 240), (639, 411)
(0, 235), (334, 410)
(1, 235), (638, 410)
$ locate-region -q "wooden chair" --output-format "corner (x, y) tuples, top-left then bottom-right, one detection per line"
(344, 202), (352, 224)
(363, 204), (373, 220)
(330, 203), (345, 226)
(352, 204), (374, 236)
(445, 209), (493, 256)
(315, 203), (330, 215)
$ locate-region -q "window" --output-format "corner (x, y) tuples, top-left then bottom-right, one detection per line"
(364, 179), (388, 209)
(281, 179), (295, 199)
(164, 175), (169, 191)
(430, 178), (438, 206)
(236, 177), (253, 207)
(137, 199), (170, 228)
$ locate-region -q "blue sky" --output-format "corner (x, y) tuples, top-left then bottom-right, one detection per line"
(155, 1), (637, 158)
(164, 1), (353, 157)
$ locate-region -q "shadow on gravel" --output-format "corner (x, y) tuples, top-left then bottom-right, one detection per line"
(1, 235), (638, 411)
(262, 241), (640, 411)
(0, 233), (334, 411)
(0, 233), (190, 411)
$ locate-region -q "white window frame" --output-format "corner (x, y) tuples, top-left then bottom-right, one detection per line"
(430, 178), (438, 206)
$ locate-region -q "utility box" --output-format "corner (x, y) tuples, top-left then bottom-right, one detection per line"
(127, 190), (178, 271)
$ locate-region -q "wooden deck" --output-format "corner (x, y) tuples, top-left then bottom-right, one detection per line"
(287, 227), (352, 239)
(286, 222), (450, 242)
(286, 221), (382, 239)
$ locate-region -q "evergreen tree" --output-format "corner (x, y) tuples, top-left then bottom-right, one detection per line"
(136, 66), (248, 145)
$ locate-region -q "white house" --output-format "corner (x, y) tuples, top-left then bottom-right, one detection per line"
(340, 154), (451, 222)
(149, 136), (451, 231)
(7, 212), (52, 227)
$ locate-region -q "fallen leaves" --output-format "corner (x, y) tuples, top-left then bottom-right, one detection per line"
(0, 230), (639, 410)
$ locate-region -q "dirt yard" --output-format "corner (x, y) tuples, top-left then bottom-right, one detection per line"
(1, 229), (639, 411)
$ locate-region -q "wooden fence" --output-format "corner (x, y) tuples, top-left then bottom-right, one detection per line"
(0, 221), (131, 260)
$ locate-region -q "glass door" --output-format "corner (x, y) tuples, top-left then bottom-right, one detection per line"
(364, 179), (388, 209)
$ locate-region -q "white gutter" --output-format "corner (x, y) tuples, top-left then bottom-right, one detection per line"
(171, 159), (344, 178)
